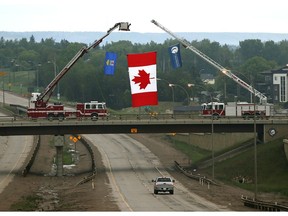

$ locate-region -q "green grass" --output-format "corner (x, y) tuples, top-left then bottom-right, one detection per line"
(63, 145), (74, 165)
(194, 138), (288, 196)
(165, 134), (288, 196)
(10, 194), (43, 211)
(167, 136), (211, 163)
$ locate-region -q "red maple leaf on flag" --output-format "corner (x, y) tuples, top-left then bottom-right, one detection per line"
(132, 69), (152, 89)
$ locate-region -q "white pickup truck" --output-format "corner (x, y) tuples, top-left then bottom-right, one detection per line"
(152, 177), (175, 194)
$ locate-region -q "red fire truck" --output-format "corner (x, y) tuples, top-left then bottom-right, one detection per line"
(27, 22), (130, 120)
(201, 102), (272, 119)
(28, 93), (108, 120)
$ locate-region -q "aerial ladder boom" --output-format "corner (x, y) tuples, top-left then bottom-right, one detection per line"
(34, 22), (130, 108)
(151, 19), (267, 104)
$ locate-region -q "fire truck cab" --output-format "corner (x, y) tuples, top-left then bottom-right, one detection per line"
(76, 101), (108, 120)
(201, 102), (225, 118)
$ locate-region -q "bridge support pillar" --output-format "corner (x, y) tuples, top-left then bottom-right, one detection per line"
(54, 135), (64, 177)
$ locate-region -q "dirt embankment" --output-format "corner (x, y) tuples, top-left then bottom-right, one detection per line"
(0, 135), (119, 211)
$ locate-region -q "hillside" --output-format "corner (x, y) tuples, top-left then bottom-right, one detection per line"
(172, 135), (288, 198)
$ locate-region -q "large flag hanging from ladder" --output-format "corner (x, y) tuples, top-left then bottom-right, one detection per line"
(127, 51), (158, 107)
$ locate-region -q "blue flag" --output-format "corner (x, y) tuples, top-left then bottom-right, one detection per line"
(168, 44), (182, 69)
(104, 52), (117, 75)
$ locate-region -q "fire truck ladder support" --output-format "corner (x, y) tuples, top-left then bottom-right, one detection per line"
(37, 22), (130, 105)
(151, 19), (267, 104)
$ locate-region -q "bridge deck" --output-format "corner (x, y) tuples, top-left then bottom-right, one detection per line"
(0, 114), (287, 136)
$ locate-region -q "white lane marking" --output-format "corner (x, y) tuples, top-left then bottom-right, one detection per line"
(97, 145), (133, 211)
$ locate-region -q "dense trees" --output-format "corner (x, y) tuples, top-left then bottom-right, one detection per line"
(0, 36), (288, 109)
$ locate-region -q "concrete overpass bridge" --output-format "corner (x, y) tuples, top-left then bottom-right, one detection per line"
(0, 114), (287, 143)
(1, 113), (287, 177)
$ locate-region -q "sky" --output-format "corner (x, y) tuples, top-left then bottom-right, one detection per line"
(0, 0), (288, 33)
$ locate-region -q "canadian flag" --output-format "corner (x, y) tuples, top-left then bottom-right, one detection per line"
(127, 52), (158, 107)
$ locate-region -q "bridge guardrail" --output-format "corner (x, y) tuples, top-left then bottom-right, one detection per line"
(1, 113), (288, 124)
(174, 161), (219, 186)
(241, 195), (288, 211)
(73, 134), (96, 173)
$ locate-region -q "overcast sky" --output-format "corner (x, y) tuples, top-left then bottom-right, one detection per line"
(1, 0), (288, 33)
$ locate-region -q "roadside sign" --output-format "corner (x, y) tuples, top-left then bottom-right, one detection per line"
(70, 135), (81, 143)
(131, 128), (138, 133)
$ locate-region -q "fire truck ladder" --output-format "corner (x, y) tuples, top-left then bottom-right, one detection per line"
(36, 22), (130, 107)
(151, 19), (267, 104)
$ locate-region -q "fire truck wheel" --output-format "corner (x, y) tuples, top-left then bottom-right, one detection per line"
(58, 114), (65, 121)
(91, 113), (98, 121)
(243, 114), (250, 120)
(212, 114), (219, 120)
(48, 114), (55, 121)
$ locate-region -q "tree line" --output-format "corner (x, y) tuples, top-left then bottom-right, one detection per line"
(0, 35), (287, 109)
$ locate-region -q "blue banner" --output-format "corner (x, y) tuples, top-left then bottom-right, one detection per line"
(104, 52), (117, 75)
(168, 44), (182, 69)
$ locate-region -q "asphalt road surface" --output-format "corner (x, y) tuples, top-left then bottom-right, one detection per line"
(0, 91), (29, 107)
(85, 134), (228, 211)
(0, 127), (33, 194)
(0, 91), (34, 195)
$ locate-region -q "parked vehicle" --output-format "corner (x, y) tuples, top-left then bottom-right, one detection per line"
(201, 101), (272, 119)
(28, 97), (108, 120)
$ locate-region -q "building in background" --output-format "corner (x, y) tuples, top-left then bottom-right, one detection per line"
(261, 65), (288, 104)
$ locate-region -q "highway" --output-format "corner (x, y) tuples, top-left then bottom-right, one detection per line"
(0, 91), (33, 195)
(0, 91), (29, 107)
(0, 116), (33, 194)
(0, 91), (228, 210)
(85, 134), (228, 211)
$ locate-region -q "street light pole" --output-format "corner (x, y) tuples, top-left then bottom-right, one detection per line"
(2, 77), (5, 107)
(211, 101), (215, 179)
(53, 61), (60, 100)
(169, 83), (190, 106)
(234, 73), (258, 199)
(157, 78), (175, 110)
(253, 81), (258, 200)
(169, 84), (175, 109)
(188, 83), (214, 179)
(48, 59), (60, 100)
(36, 64), (41, 92)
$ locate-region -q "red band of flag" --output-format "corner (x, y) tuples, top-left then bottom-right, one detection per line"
(131, 92), (158, 107)
(127, 52), (157, 67)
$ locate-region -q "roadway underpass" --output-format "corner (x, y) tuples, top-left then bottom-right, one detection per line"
(0, 117), (288, 142)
